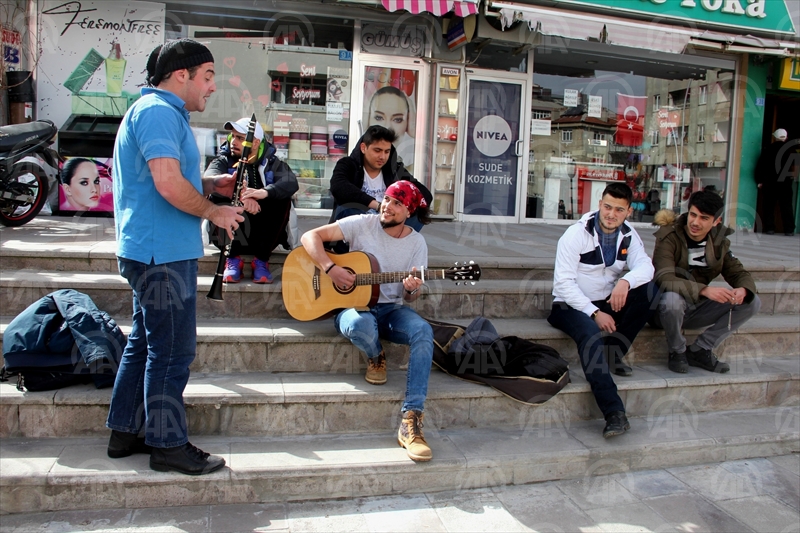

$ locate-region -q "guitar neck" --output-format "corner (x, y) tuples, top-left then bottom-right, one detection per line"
(355, 268), (443, 286)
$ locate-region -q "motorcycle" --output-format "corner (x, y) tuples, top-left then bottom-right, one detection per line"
(0, 120), (60, 227)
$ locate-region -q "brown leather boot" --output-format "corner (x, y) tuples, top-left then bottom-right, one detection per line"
(397, 410), (432, 462)
(365, 351), (387, 385)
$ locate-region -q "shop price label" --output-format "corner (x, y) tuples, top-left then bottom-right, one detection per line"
(327, 101), (343, 121)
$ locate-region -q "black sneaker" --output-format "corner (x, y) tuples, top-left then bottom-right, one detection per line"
(611, 355), (632, 376)
(668, 351), (689, 373)
(687, 346), (730, 373)
(603, 411), (630, 438)
(150, 442), (226, 476)
(107, 430), (152, 459)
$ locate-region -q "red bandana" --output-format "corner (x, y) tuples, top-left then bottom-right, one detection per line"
(385, 180), (427, 215)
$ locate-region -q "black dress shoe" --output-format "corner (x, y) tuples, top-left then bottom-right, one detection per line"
(668, 351), (689, 373)
(612, 355), (632, 376)
(150, 442), (226, 476)
(107, 430), (152, 459)
(603, 411), (630, 438)
(687, 345), (730, 373)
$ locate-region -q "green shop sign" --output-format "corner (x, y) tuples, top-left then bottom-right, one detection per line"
(551, 0), (796, 35)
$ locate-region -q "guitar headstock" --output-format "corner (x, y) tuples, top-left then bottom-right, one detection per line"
(444, 261), (481, 285)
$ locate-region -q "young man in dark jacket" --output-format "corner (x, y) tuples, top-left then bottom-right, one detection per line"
(651, 190), (760, 374)
(327, 125), (431, 252)
(205, 117), (299, 283)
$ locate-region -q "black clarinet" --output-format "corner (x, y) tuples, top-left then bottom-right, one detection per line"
(207, 113), (257, 301)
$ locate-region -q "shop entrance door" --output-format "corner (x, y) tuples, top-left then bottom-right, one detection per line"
(459, 70), (530, 223)
(349, 56), (429, 179)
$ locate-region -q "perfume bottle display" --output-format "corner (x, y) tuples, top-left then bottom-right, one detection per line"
(105, 43), (126, 97)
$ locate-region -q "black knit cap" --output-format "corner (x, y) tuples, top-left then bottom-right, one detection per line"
(146, 39), (214, 87)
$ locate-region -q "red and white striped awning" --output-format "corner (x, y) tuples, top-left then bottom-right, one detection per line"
(381, 0), (479, 17)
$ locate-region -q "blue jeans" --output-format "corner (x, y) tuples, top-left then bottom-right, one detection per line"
(335, 303), (433, 412)
(547, 282), (658, 417)
(106, 258), (198, 448)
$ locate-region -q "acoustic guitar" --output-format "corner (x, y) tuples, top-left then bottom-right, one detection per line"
(281, 247), (481, 321)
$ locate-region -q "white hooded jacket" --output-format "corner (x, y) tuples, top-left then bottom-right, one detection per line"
(552, 211), (654, 316)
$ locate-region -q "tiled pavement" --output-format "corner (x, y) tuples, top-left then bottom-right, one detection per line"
(1, 454), (797, 532)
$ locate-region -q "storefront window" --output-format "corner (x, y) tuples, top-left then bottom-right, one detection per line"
(183, 20), (355, 210)
(264, 49), (352, 208)
(528, 45), (735, 221)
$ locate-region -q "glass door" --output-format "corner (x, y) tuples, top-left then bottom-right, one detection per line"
(460, 70), (529, 223)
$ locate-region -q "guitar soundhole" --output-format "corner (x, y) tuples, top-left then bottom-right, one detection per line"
(333, 266), (357, 295)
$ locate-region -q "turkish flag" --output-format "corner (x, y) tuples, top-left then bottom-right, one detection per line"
(615, 94), (647, 147)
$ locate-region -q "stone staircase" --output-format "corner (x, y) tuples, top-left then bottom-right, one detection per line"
(1, 226), (798, 515)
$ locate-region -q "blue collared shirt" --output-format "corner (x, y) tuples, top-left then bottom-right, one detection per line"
(113, 87), (204, 264)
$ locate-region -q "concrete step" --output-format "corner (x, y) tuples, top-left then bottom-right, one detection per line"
(2, 241), (797, 282)
(1, 406), (797, 514)
(1, 357), (796, 440)
(2, 267), (798, 320)
(3, 315), (797, 375)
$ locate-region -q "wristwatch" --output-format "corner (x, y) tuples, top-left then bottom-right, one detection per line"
(405, 288), (419, 295)
(591, 310), (599, 319)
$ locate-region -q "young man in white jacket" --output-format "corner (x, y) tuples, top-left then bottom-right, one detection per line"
(548, 183), (657, 438)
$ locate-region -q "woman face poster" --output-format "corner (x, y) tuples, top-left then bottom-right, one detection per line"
(59, 157), (114, 213)
(362, 67), (418, 173)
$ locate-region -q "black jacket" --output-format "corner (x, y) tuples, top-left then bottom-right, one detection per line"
(328, 133), (431, 222)
(205, 140), (298, 201)
(755, 140), (796, 187)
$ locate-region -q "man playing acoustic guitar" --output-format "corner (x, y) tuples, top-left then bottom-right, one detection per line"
(299, 181), (434, 462)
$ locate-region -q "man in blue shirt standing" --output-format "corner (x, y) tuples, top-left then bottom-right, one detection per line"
(106, 39), (244, 475)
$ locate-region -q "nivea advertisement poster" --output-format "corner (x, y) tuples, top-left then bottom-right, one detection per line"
(463, 80), (522, 217)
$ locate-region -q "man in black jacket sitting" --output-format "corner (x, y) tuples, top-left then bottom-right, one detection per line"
(328, 125), (431, 253)
(205, 117), (299, 283)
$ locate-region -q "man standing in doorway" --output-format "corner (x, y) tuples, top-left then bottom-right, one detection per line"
(756, 128), (797, 235)
(548, 183), (656, 438)
(106, 39), (244, 475)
